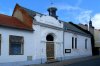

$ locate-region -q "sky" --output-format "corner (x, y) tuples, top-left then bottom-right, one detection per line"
(0, 0), (100, 29)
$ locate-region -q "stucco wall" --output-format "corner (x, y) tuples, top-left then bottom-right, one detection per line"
(40, 26), (63, 61)
(0, 26), (44, 65)
(64, 32), (92, 59)
(34, 14), (63, 28)
(33, 14), (64, 62)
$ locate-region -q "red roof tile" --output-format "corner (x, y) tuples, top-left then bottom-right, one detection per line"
(0, 14), (33, 31)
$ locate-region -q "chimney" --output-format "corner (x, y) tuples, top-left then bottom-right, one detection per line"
(47, 7), (58, 19)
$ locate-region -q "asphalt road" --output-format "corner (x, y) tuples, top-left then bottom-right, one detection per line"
(65, 58), (100, 66)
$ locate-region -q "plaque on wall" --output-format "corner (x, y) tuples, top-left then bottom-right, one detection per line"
(65, 49), (71, 53)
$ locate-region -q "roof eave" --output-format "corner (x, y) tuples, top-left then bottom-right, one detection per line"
(0, 24), (34, 32)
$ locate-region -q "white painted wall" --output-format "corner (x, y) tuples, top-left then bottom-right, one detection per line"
(40, 26), (63, 61)
(33, 14), (64, 63)
(64, 32), (92, 59)
(0, 27), (35, 63)
(34, 14), (63, 28)
(0, 25), (46, 65)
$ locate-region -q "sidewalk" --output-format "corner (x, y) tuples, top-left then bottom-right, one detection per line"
(26, 56), (100, 66)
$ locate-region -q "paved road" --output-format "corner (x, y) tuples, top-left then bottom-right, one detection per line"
(65, 58), (100, 66)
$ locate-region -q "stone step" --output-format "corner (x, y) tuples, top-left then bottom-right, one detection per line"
(46, 59), (60, 64)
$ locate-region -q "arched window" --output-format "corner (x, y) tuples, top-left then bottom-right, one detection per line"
(46, 34), (54, 41)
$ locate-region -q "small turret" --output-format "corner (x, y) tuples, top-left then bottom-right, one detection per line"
(47, 7), (58, 19)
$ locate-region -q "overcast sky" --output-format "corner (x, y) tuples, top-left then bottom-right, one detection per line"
(0, 0), (100, 29)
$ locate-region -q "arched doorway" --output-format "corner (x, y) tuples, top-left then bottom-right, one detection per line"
(46, 34), (55, 60)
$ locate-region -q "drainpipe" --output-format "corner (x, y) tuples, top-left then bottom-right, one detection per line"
(63, 23), (65, 60)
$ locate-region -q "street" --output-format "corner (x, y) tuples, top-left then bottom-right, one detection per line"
(65, 58), (100, 66)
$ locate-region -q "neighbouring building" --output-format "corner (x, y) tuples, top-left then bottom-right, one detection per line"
(0, 4), (92, 66)
(78, 20), (94, 35)
(94, 29), (100, 55)
(78, 20), (100, 55)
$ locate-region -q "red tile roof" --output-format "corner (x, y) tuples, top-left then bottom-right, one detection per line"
(0, 14), (33, 31)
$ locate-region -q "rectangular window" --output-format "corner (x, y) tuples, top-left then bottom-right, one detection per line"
(75, 38), (77, 49)
(0, 34), (1, 55)
(72, 37), (74, 49)
(9, 35), (24, 55)
(85, 39), (87, 49)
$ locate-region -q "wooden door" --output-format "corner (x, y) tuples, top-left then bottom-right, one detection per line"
(46, 42), (54, 60)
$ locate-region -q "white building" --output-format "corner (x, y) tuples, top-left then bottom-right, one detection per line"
(0, 4), (92, 66)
